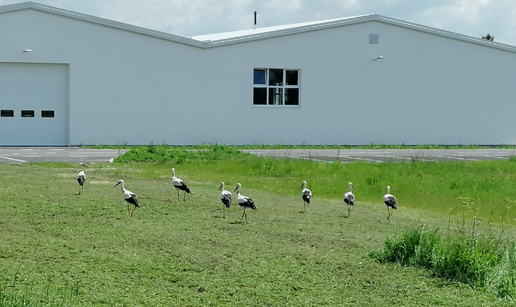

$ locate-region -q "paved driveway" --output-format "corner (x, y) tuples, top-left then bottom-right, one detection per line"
(242, 148), (516, 163)
(0, 147), (129, 164)
(2, 147), (515, 164)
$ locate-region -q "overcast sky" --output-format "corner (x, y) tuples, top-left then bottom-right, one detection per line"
(2, 0), (516, 45)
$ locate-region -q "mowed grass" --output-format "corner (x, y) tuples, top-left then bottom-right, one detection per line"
(1, 150), (516, 305)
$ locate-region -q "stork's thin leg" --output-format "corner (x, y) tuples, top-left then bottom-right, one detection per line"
(348, 206), (351, 216)
(131, 206), (136, 217)
(239, 209), (246, 222)
(183, 192), (186, 201)
(387, 207), (391, 220)
(127, 204), (131, 217)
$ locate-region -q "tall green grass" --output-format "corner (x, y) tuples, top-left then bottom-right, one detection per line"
(369, 225), (516, 298)
(113, 145), (516, 224)
(115, 144), (248, 163)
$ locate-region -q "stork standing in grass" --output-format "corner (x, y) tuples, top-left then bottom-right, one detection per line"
(384, 185), (397, 220)
(300, 181), (312, 212)
(77, 163), (87, 195)
(344, 182), (355, 216)
(114, 179), (140, 217)
(234, 183), (256, 223)
(171, 168), (191, 201)
(219, 182), (232, 216)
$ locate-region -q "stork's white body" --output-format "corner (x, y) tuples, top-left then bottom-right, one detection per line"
(219, 182), (232, 210)
(383, 186), (397, 220)
(77, 163), (86, 195)
(172, 168), (191, 201)
(114, 179), (140, 217)
(234, 183), (256, 222)
(301, 181), (312, 212)
(344, 182), (355, 216)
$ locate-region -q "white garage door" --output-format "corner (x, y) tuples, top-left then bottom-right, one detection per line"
(0, 63), (68, 146)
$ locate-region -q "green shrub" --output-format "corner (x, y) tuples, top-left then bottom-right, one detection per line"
(370, 226), (516, 298)
(114, 144), (250, 163)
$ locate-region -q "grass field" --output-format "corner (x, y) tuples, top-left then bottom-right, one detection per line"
(1, 146), (516, 306)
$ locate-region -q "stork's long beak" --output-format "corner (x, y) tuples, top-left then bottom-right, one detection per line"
(234, 186), (238, 192)
(219, 184), (222, 191)
(114, 182), (120, 188)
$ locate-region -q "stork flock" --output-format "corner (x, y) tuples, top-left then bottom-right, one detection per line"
(300, 181), (397, 220)
(76, 164), (398, 221)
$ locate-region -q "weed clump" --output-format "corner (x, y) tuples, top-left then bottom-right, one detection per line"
(370, 226), (516, 299)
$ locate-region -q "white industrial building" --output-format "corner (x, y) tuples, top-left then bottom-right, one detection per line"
(1, 2), (516, 146)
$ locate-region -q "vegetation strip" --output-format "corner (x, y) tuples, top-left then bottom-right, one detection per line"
(2, 144), (516, 305)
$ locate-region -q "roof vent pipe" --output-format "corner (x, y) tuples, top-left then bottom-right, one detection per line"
(254, 11), (257, 29)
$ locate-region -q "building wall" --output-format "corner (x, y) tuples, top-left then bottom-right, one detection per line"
(197, 21), (516, 145)
(1, 8), (515, 145)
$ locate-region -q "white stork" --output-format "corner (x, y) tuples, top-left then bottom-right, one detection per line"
(344, 182), (355, 216)
(114, 179), (140, 217)
(234, 183), (257, 223)
(384, 185), (398, 220)
(171, 168), (191, 201)
(219, 182), (232, 216)
(77, 163), (87, 195)
(300, 181), (312, 212)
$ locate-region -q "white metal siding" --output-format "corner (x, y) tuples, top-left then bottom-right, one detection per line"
(2, 5), (516, 146)
(0, 63), (68, 146)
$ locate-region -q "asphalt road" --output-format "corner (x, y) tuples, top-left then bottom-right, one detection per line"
(241, 148), (516, 163)
(1, 147), (515, 164)
(0, 147), (129, 164)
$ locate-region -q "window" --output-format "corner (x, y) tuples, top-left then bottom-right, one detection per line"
(253, 68), (300, 106)
(1, 110), (14, 117)
(41, 110), (55, 118)
(21, 110), (35, 117)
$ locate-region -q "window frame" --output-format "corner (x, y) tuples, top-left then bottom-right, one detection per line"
(253, 68), (300, 107)
(1, 110), (14, 117)
(21, 110), (35, 118)
(41, 110), (55, 118)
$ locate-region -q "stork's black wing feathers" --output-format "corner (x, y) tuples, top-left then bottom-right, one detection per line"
(126, 194), (140, 208)
(240, 197), (257, 210)
(384, 196), (397, 209)
(302, 194), (311, 204)
(77, 176), (85, 186)
(222, 197), (231, 208)
(175, 183), (191, 194)
(344, 196), (354, 206)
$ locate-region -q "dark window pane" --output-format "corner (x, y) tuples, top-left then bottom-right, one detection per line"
(253, 88), (267, 105)
(269, 69), (283, 86)
(285, 88), (299, 105)
(253, 69), (266, 85)
(268, 88), (283, 105)
(21, 110), (34, 117)
(1, 110), (14, 117)
(41, 110), (55, 118)
(286, 70), (298, 85)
